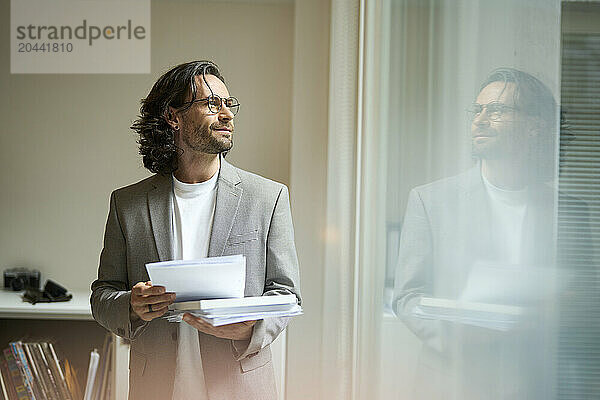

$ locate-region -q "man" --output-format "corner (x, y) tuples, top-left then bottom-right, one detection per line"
(393, 68), (567, 399)
(91, 60), (300, 400)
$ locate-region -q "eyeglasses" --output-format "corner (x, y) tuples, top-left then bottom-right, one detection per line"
(466, 102), (517, 122)
(183, 95), (240, 116)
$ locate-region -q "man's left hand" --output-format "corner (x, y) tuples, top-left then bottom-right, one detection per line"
(182, 313), (256, 340)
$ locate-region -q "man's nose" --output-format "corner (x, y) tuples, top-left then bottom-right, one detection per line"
(473, 108), (490, 126)
(218, 104), (234, 122)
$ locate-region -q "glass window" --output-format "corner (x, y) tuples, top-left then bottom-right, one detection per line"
(360, 0), (600, 398)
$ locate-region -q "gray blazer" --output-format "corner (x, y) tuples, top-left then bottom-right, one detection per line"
(91, 158), (301, 400)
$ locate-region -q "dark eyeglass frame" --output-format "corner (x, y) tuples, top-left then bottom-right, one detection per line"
(183, 94), (241, 116)
(466, 101), (518, 122)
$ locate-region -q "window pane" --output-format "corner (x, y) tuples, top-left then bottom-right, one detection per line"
(557, 3), (600, 397)
(363, 0), (600, 399)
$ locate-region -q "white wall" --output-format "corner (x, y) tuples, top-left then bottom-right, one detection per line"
(0, 0), (294, 292)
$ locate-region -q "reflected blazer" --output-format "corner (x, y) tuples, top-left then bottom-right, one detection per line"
(91, 158), (301, 400)
(393, 166), (556, 350)
(392, 165), (565, 399)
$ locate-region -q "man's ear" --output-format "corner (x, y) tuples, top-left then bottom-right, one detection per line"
(164, 106), (180, 131)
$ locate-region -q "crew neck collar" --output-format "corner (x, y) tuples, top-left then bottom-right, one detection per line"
(482, 170), (528, 206)
(172, 168), (219, 197)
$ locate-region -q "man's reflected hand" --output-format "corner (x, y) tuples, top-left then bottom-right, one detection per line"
(182, 313), (256, 340)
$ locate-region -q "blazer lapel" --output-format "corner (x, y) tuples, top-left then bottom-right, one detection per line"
(147, 174), (174, 262)
(208, 157), (243, 257)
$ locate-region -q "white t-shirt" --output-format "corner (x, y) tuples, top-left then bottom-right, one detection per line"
(482, 172), (528, 265)
(171, 170), (218, 400)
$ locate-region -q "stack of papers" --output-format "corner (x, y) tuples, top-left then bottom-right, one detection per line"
(146, 255), (246, 301)
(166, 294), (302, 326)
(146, 255), (302, 326)
(414, 297), (525, 331)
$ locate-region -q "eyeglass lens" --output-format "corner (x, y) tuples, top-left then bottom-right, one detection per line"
(467, 102), (512, 121)
(207, 95), (240, 115)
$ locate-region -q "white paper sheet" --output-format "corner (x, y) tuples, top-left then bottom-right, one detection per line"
(202, 306), (304, 326)
(146, 255), (246, 302)
(169, 294), (298, 312)
(413, 297), (525, 331)
(164, 304), (304, 325)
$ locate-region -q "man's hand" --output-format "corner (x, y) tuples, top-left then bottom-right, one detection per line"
(182, 313), (257, 341)
(130, 281), (176, 321)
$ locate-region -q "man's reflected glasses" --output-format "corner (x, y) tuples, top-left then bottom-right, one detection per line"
(183, 95), (240, 116)
(466, 102), (517, 122)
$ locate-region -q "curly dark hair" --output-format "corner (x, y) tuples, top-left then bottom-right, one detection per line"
(131, 60), (226, 175)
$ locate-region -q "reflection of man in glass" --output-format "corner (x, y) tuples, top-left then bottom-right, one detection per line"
(393, 68), (560, 399)
(470, 69), (555, 198)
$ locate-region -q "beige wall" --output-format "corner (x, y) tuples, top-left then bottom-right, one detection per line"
(286, 0), (330, 398)
(0, 0), (294, 291)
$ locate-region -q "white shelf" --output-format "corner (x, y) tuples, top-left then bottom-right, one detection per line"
(0, 288), (93, 320)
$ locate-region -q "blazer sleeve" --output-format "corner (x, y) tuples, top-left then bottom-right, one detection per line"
(232, 185), (302, 360)
(90, 191), (149, 340)
(392, 188), (446, 354)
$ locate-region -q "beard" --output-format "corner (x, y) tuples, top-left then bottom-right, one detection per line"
(471, 127), (511, 160)
(472, 137), (502, 160)
(183, 122), (234, 154)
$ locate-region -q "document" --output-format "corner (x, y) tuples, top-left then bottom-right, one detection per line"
(195, 305), (303, 326)
(165, 294), (303, 326)
(412, 261), (564, 331)
(170, 294), (298, 312)
(146, 255), (246, 302)
(414, 297), (524, 331)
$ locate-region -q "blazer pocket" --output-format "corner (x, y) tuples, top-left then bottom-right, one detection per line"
(239, 348), (272, 373)
(227, 230), (259, 246)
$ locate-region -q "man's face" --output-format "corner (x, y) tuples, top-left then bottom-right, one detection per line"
(471, 81), (531, 160)
(175, 74), (235, 155)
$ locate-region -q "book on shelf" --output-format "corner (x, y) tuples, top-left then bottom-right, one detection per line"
(63, 360), (81, 400)
(8, 343), (36, 400)
(42, 343), (72, 400)
(0, 358), (17, 400)
(25, 343), (61, 400)
(34, 344), (61, 400)
(20, 344), (43, 400)
(1, 341), (75, 400)
(2, 347), (30, 400)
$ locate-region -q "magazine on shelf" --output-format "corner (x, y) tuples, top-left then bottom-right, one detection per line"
(1, 341), (77, 400)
